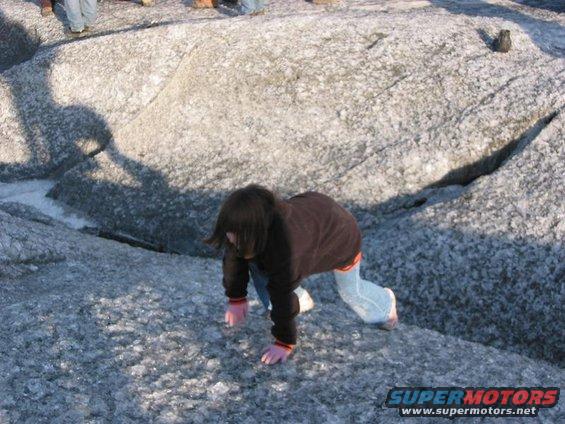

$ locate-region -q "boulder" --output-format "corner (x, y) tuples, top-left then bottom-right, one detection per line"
(42, 9), (563, 255)
(0, 213), (563, 422)
(0, 19), (193, 181)
(362, 110), (564, 365)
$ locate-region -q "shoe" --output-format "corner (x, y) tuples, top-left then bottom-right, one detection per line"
(40, 0), (53, 15)
(249, 8), (267, 16)
(141, 0), (155, 6)
(295, 287), (315, 314)
(193, 0), (218, 8)
(66, 27), (84, 38)
(379, 288), (398, 330)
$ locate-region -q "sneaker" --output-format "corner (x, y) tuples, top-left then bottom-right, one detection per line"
(295, 287), (315, 314)
(66, 27), (84, 38)
(262, 288), (314, 318)
(379, 288), (398, 330)
(249, 8), (267, 16)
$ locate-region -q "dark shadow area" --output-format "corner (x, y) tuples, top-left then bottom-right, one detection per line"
(430, 0), (564, 58)
(511, 0), (565, 14)
(428, 111), (558, 188)
(476, 28), (496, 51)
(360, 220), (565, 367)
(0, 10), (40, 72)
(0, 16), (169, 421)
(0, 13), (115, 182)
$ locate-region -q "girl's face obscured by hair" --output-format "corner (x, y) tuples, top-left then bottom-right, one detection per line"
(226, 232), (255, 259)
(204, 184), (277, 256)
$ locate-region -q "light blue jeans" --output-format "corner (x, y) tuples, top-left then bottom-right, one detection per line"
(65, 0), (97, 32)
(239, 0), (267, 14)
(249, 260), (392, 324)
(333, 262), (392, 324)
(249, 262), (273, 311)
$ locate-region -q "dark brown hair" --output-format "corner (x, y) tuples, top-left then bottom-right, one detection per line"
(205, 185), (278, 256)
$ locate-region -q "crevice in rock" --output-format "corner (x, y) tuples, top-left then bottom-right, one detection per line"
(74, 110), (560, 256)
(371, 110), (558, 221)
(81, 227), (179, 254)
(0, 14), (40, 73)
(30, 106), (559, 258)
(428, 111), (558, 189)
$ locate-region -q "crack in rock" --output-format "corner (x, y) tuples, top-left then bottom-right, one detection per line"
(428, 111), (559, 188)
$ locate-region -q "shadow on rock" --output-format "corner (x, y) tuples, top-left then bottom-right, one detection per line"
(0, 22), (112, 181)
(0, 10), (40, 72)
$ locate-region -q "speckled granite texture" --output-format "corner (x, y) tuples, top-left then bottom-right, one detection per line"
(46, 7), (564, 254)
(362, 110), (565, 365)
(0, 1), (564, 421)
(0, 212), (563, 423)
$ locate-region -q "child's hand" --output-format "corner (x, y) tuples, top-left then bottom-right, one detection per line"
(225, 298), (248, 326)
(261, 341), (294, 365)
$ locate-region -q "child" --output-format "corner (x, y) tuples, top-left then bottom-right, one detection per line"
(64, 0), (97, 37)
(206, 185), (397, 365)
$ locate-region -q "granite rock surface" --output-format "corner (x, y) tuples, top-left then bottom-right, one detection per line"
(0, 212), (563, 423)
(362, 110), (564, 365)
(53, 8), (563, 254)
(0, 0), (563, 253)
(0, 3), (563, 421)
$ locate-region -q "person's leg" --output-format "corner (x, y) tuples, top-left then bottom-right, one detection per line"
(239, 0), (267, 14)
(65, 0), (85, 32)
(333, 260), (397, 327)
(80, 0), (97, 28)
(249, 263), (315, 313)
(249, 262), (272, 312)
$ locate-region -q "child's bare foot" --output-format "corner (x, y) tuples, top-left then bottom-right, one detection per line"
(379, 288), (398, 330)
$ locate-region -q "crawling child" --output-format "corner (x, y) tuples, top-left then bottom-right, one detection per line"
(206, 185), (397, 365)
